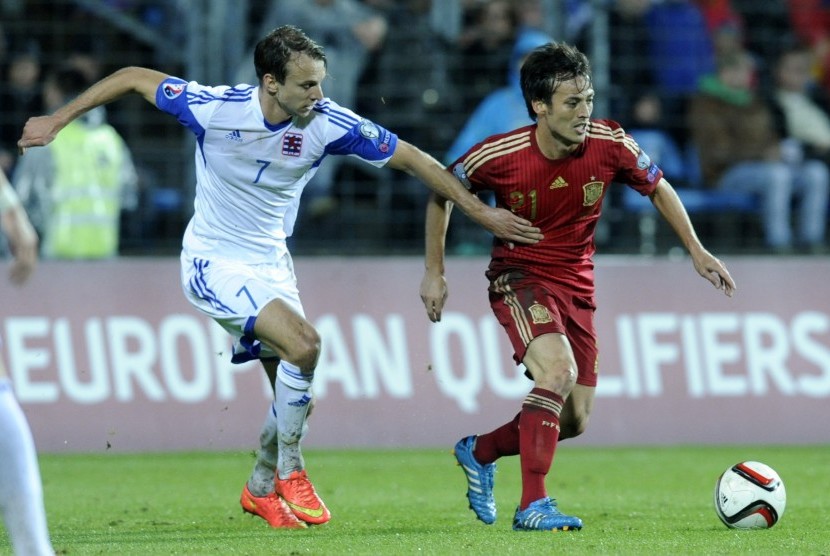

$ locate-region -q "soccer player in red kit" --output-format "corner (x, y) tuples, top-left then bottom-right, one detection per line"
(420, 42), (736, 531)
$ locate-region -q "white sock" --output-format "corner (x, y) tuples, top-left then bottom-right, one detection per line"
(275, 361), (312, 479)
(247, 401), (279, 497)
(0, 379), (54, 556)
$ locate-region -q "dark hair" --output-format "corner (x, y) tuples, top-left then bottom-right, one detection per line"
(254, 25), (327, 84)
(520, 42), (591, 120)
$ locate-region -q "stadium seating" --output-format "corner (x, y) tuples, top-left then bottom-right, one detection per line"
(622, 185), (759, 254)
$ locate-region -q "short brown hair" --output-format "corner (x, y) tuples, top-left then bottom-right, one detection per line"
(254, 25), (327, 84)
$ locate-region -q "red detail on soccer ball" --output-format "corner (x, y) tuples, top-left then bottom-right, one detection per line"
(714, 461), (786, 530)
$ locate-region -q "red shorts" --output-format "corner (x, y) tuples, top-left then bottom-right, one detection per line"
(488, 270), (598, 387)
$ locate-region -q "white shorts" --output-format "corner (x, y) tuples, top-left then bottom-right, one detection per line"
(180, 251), (305, 363)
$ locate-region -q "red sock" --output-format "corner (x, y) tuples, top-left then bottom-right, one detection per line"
(472, 412), (520, 464)
(518, 388), (564, 509)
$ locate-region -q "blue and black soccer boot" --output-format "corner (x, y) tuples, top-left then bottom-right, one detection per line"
(512, 497), (583, 531)
(453, 435), (497, 524)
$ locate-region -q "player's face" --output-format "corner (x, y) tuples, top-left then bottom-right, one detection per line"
(273, 53), (326, 118)
(535, 75), (594, 151)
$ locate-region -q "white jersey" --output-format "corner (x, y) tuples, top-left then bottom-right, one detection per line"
(155, 77), (398, 263)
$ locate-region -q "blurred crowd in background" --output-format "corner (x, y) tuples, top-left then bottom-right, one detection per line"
(2, 0), (830, 258)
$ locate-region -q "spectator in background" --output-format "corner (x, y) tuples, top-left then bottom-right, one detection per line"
(0, 46), (43, 176)
(701, 14), (745, 61)
(689, 50), (829, 253)
(445, 28), (553, 163)
(0, 168), (53, 556)
(608, 0), (686, 182)
(694, 2), (769, 88)
(361, 0), (463, 245)
(695, 0), (744, 41)
(730, 0), (792, 67)
(561, 0), (594, 49)
(238, 0), (388, 221)
(646, 0), (715, 145)
(12, 66), (138, 259)
(772, 42), (830, 165)
(606, 0), (687, 245)
(789, 0), (830, 98)
(608, 0), (655, 122)
(66, 50), (104, 84)
(514, 0), (547, 32)
(647, 0), (716, 94)
(626, 94), (688, 183)
(455, 0), (518, 111)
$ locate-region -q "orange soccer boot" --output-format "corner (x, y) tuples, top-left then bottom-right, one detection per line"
(275, 470), (331, 525)
(240, 484), (307, 529)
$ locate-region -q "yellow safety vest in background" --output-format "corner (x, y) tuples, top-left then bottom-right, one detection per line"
(45, 120), (128, 259)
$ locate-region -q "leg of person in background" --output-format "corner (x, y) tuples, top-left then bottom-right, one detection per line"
(0, 372), (54, 555)
(718, 162), (793, 251)
(794, 160), (830, 252)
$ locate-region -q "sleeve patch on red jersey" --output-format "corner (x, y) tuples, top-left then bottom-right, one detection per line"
(647, 163), (660, 183)
(452, 163), (473, 190)
(636, 149), (651, 170)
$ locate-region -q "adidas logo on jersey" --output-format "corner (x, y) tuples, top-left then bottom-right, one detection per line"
(550, 176), (568, 189)
(225, 129), (243, 143)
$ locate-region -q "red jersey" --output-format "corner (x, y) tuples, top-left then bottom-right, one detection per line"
(451, 119), (662, 297)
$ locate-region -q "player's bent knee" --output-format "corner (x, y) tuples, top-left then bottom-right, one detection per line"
(559, 415), (589, 440)
(289, 329), (322, 371)
(533, 364), (577, 394)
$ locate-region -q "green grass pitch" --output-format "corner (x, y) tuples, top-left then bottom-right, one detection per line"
(2, 445), (828, 554)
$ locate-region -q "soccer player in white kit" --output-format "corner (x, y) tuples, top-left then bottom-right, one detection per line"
(17, 25), (542, 529)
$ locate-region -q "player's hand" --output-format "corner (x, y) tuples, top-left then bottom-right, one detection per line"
(478, 206), (543, 249)
(420, 271), (448, 322)
(691, 248), (735, 297)
(17, 114), (62, 155)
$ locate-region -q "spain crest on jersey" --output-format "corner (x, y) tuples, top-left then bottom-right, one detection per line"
(582, 181), (604, 206)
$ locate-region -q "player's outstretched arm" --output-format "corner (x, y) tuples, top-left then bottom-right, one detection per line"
(18, 66), (168, 154)
(420, 191), (451, 323)
(0, 171), (37, 285)
(387, 140), (543, 246)
(649, 178), (736, 297)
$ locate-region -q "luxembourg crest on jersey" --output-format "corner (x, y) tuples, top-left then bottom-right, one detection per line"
(282, 132), (303, 157)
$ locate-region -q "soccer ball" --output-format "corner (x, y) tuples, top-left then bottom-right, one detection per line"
(714, 461), (786, 529)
